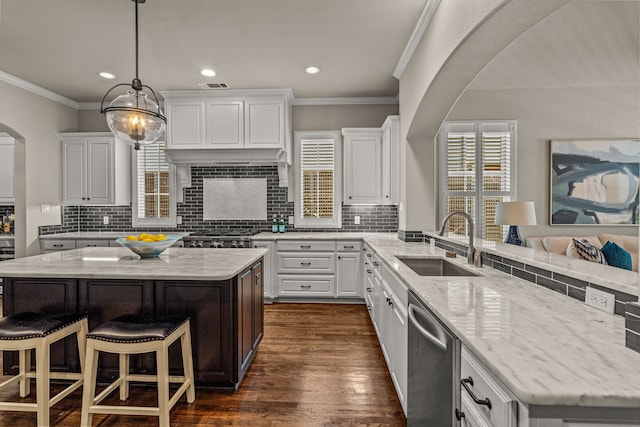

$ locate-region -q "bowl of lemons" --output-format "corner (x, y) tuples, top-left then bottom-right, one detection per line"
(115, 233), (180, 258)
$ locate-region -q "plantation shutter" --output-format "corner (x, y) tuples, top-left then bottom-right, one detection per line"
(440, 122), (515, 241)
(300, 138), (335, 219)
(136, 142), (170, 220)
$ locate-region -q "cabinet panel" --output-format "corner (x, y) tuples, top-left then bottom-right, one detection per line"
(277, 240), (335, 252)
(337, 241), (362, 252)
(337, 252), (362, 297)
(277, 275), (334, 296)
(343, 129), (382, 204)
(2, 278), (79, 374)
(277, 252), (335, 274)
(252, 262), (264, 348)
(253, 241), (273, 299)
(166, 102), (205, 148)
(86, 139), (112, 203)
(75, 240), (109, 248)
(207, 101), (244, 147)
(0, 138), (15, 202)
(155, 279), (235, 386)
(246, 100), (284, 147)
(62, 140), (86, 203)
(41, 239), (76, 252)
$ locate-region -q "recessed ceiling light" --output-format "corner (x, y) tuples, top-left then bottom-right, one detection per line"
(305, 66), (320, 74)
(98, 72), (116, 79)
(201, 69), (216, 77)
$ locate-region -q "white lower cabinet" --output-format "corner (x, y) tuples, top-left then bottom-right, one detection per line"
(364, 247), (407, 415)
(275, 239), (363, 299)
(253, 240), (274, 299)
(337, 241), (362, 298)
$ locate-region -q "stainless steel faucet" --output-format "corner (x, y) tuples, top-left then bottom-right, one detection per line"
(438, 211), (482, 267)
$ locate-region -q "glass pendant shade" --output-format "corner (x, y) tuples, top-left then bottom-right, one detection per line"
(104, 89), (166, 150)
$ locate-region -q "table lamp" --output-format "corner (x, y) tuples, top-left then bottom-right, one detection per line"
(494, 201), (537, 246)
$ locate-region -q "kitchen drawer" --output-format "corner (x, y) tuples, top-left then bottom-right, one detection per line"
(336, 241), (362, 252)
(277, 275), (334, 296)
(76, 239), (109, 248)
(461, 347), (518, 427)
(460, 391), (492, 427)
(277, 252), (335, 274)
(382, 263), (408, 307)
(277, 240), (335, 252)
(41, 239), (76, 252)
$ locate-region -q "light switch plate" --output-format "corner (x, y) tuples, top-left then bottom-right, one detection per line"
(354, 215), (361, 225)
(102, 216), (109, 225)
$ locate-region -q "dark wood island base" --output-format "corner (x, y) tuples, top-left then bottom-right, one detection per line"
(2, 259), (264, 389)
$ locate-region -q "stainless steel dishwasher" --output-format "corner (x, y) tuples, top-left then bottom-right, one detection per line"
(407, 290), (461, 426)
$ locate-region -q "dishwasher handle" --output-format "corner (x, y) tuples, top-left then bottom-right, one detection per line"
(408, 303), (447, 352)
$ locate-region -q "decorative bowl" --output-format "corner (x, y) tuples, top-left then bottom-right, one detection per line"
(115, 235), (180, 258)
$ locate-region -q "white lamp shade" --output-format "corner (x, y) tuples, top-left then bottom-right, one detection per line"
(495, 201), (537, 226)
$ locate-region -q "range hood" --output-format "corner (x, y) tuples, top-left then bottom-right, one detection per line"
(165, 148), (290, 187)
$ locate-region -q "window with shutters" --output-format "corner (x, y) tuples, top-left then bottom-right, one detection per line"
(294, 131), (342, 228)
(132, 141), (177, 227)
(438, 121), (516, 242)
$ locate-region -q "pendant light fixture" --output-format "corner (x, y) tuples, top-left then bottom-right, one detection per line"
(100, 0), (165, 150)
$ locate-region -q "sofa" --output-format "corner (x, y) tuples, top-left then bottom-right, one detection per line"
(526, 233), (638, 272)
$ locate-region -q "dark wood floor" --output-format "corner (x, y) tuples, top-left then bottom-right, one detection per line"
(0, 303), (406, 426)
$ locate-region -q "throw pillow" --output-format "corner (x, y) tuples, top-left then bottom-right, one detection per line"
(572, 238), (608, 265)
(601, 241), (633, 271)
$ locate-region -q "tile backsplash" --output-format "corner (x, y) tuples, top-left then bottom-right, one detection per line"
(40, 165), (398, 234)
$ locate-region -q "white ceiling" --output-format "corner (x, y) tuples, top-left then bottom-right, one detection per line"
(0, 1), (637, 106)
(0, 0), (426, 103)
(470, 1), (639, 90)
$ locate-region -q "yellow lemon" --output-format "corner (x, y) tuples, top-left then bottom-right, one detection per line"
(125, 235), (137, 241)
(141, 238), (155, 243)
(155, 233), (167, 241)
(137, 233), (149, 241)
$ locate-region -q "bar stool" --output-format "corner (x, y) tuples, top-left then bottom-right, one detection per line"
(0, 312), (88, 426)
(80, 314), (195, 427)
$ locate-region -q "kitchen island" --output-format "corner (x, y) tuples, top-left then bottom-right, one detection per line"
(0, 247), (266, 389)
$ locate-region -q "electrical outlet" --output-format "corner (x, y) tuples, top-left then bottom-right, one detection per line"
(354, 215), (361, 225)
(585, 287), (615, 314)
(102, 216), (109, 225)
(288, 216), (294, 224)
(177, 216), (183, 225)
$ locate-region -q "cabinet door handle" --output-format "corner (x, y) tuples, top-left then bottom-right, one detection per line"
(348, 196), (352, 199)
(337, 256), (341, 260)
(455, 409), (465, 421)
(300, 245), (311, 249)
(300, 262), (311, 266)
(300, 284), (311, 289)
(461, 377), (492, 409)
(366, 287), (372, 293)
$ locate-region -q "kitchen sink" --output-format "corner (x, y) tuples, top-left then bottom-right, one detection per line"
(395, 257), (479, 277)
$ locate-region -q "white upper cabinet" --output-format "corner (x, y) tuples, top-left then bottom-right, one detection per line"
(0, 134), (15, 203)
(165, 101), (206, 148)
(342, 116), (400, 205)
(162, 90), (292, 152)
(60, 133), (130, 205)
(207, 100), (244, 147)
(381, 115), (400, 205)
(342, 128), (383, 204)
(245, 99), (285, 148)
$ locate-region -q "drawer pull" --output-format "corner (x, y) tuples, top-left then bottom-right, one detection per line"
(300, 284), (311, 289)
(461, 377), (492, 409)
(53, 244), (63, 248)
(343, 245), (354, 249)
(366, 269), (372, 274)
(300, 245), (311, 249)
(300, 262), (311, 266)
(366, 253), (372, 258)
(372, 261), (379, 267)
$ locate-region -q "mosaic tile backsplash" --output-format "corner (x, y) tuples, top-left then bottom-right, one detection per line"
(40, 165), (398, 234)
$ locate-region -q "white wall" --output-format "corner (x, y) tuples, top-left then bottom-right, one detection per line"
(0, 82), (78, 256)
(447, 86), (640, 239)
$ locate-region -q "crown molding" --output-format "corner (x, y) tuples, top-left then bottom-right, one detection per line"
(292, 96), (398, 106)
(393, 0), (441, 79)
(0, 71), (79, 109)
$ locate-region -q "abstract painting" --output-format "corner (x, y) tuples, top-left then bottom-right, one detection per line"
(550, 139), (640, 225)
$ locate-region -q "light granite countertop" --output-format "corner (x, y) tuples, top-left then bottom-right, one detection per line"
(257, 231), (640, 408)
(39, 231), (190, 240)
(0, 247), (266, 281)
